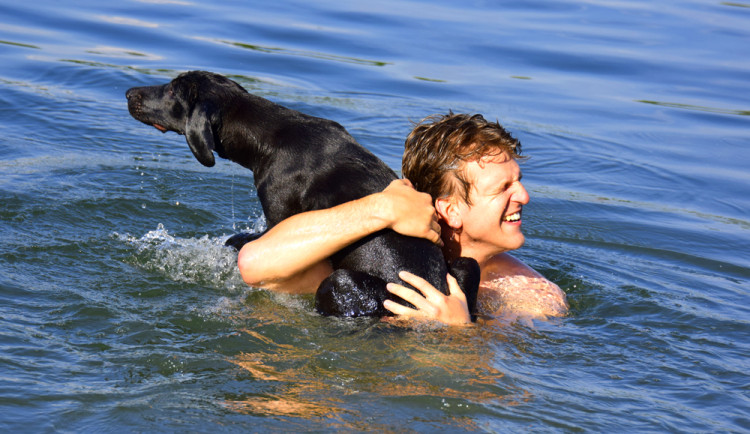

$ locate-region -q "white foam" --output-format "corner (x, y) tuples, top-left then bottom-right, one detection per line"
(114, 223), (248, 291)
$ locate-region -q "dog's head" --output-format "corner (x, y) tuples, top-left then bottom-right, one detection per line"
(126, 71), (245, 167)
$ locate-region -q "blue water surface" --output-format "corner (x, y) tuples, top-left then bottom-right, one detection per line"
(1, 0), (749, 431)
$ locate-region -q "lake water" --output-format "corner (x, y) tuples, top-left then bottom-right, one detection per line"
(1, 0), (749, 431)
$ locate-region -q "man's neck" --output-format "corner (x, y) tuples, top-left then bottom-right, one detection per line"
(441, 228), (495, 270)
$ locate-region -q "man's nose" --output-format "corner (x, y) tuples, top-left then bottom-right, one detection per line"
(513, 181), (530, 205)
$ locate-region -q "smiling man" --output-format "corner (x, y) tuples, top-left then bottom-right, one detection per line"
(238, 112), (567, 325)
(383, 113), (568, 323)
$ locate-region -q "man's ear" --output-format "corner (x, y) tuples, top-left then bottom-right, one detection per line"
(435, 196), (463, 229)
(185, 104), (216, 167)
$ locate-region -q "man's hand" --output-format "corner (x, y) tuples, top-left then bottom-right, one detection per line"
(383, 271), (471, 325)
(377, 179), (442, 245)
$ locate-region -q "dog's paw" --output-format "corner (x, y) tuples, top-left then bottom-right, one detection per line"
(224, 232), (265, 251)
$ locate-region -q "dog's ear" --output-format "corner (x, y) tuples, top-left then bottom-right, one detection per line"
(185, 104), (216, 167)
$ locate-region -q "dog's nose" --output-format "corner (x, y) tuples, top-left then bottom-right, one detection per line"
(125, 88), (137, 100)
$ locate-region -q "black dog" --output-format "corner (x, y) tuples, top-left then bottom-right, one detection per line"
(126, 71), (479, 318)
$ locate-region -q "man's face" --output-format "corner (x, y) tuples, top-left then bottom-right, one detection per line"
(454, 152), (530, 260)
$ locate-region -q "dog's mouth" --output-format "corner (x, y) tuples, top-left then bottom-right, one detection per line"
(153, 123), (168, 133)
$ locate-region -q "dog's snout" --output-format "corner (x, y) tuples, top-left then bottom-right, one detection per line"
(126, 87), (144, 119)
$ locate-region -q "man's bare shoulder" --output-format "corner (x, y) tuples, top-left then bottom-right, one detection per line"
(482, 253), (544, 280)
(478, 253), (568, 320)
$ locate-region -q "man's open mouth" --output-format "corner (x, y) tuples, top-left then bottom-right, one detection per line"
(504, 211), (521, 222)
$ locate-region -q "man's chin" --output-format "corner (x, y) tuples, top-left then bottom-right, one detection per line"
(486, 237), (525, 256)
(505, 233), (525, 251)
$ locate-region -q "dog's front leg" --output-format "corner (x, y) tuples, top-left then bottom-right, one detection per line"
(225, 230), (267, 251)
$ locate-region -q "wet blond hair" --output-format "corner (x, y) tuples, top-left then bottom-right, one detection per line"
(402, 112), (524, 205)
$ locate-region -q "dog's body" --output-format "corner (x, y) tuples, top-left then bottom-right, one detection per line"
(126, 71), (479, 317)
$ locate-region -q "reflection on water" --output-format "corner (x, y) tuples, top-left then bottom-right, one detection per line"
(225, 323), (527, 429)
(637, 99), (750, 116)
(227, 349), (350, 422)
(0, 39), (40, 49)
(200, 37), (391, 67)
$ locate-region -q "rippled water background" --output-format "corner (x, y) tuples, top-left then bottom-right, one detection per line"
(1, 0), (749, 431)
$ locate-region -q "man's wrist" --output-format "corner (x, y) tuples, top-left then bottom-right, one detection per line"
(367, 191), (395, 231)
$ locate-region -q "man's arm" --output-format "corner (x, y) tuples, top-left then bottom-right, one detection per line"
(237, 179), (441, 293)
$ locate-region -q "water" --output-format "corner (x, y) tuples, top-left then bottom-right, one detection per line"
(1, 0), (749, 431)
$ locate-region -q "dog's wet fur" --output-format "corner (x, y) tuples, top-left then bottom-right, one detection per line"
(126, 71), (479, 318)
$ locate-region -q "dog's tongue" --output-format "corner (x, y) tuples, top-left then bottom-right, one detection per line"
(153, 123), (167, 132)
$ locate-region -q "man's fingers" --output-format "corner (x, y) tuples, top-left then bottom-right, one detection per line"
(383, 298), (419, 317)
(428, 228), (442, 246)
(398, 270), (442, 299)
(431, 216), (441, 233)
(387, 272), (471, 325)
(386, 282), (430, 310)
(430, 214), (443, 246)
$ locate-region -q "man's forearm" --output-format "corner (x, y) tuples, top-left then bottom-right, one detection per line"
(238, 193), (392, 286)
(237, 179), (439, 288)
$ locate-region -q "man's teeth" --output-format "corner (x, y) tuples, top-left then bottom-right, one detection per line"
(504, 212), (521, 222)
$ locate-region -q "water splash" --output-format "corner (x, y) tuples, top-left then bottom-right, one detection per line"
(113, 223), (247, 290)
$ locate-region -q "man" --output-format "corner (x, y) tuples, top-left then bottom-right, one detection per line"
(237, 113), (567, 325)
(383, 113), (568, 324)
